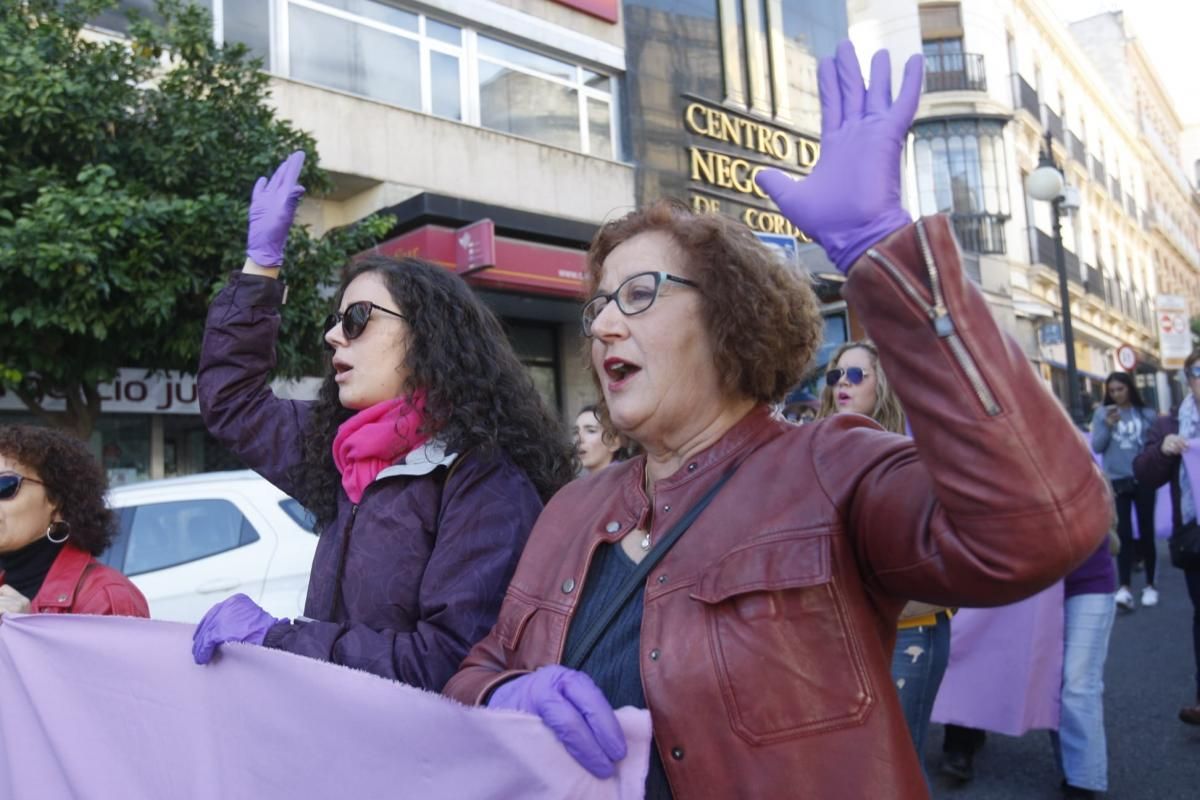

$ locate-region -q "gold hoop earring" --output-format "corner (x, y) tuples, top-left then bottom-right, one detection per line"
(46, 521), (70, 544)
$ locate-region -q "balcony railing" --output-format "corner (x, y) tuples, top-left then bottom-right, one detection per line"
(1018, 77), (1039, 118)
(1043, 106), (1064, 142)
(1035, 228), (1081, 283)
(1111, 176), (1122, 203)
(1084, 265), (1104, 297)
(1068, 131), (1087, 164)
(925, 52), (987, 92)
(1090, 155), (1106, 185)
(951, 213), (1007, 255)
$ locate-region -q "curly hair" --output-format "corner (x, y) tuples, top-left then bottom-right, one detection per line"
(584, 200), (824, 432)
(0, 425), (115, 555)
(292, 256), (576, 532)
(816, 341), (907, 434)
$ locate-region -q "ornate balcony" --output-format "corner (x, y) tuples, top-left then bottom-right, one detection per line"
(925, 53), (987, 93)
(951, 213), (1007, 255)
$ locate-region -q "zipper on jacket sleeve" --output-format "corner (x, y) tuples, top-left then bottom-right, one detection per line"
(865, 219), (1001, 417)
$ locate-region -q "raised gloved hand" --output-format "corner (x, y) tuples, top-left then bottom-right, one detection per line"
(488, 665), (627, 779)
(756, 41), (923, 273)
(192, 593), (285, 665)
(246, 150), (307, 267)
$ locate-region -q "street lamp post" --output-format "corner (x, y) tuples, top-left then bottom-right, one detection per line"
(1027, 130), (1084, 426)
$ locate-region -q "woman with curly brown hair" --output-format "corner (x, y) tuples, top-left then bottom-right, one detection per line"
(443, 42), (1108, 799)
(0, 425), (148, 619)
(191, 151), (573, 689)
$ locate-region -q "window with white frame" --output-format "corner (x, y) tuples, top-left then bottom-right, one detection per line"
(281, 0), (618, 157)
(95, 0), (619, 159)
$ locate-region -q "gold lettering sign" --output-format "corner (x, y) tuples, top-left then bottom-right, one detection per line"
(683, 100), (818, 170)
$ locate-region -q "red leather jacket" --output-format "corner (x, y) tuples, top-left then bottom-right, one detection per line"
(0, 543), (149, 617)
(444, 217), (1110, 799)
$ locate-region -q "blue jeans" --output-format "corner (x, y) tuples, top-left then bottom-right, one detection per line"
(1187, 567), (1200, 700)
(1050, 593), (1115, 791)
(891, 613), (951, 772)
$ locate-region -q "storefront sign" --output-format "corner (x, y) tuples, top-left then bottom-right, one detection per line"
(550, 0), (618, 23)
(376, 226), (587, 299)
(455, 219), (496, 275)
(0, 370), (199, 415)
(682, 96), (820, 242)
(754, 232), (800, 268)
(1156, 294), (1191, 369)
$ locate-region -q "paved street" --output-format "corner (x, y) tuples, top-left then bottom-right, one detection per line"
(925, 561), (1200, 798)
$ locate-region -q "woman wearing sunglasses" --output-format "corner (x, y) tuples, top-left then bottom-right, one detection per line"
(443, 42), (1108, 799)
(817, 341), (950, 782)
(1135, 350), (1200, 727)
(192, 151), (573, 688)
(0, 425), (148, 620)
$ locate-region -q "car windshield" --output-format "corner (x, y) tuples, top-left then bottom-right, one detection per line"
(279, 498), (318, 534)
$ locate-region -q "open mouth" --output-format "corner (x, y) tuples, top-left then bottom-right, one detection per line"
(837, 392), (851, 403)
(603, 357), (641, 384)
(333, 360), (353, 381)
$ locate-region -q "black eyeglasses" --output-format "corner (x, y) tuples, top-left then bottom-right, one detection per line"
(0, 472), (42, 501)
(581, 271), (699, 337)
(324, 301), (406, 347)
(825, 367), (871, 387)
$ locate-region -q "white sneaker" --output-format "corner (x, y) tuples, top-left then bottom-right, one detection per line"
(1142, 586), (1159, 607)
(1115, 587), (1135, 610)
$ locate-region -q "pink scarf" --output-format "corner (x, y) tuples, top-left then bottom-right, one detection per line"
(332, 393), (428, 503)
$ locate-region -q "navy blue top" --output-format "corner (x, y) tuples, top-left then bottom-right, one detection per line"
(565, 543), (672, 799)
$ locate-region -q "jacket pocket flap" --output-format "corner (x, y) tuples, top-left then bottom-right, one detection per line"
(494, 593), (539, 650)
(691, 534), (831, 604)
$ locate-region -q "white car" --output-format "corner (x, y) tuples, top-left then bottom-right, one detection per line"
(103, 471), (318, 623)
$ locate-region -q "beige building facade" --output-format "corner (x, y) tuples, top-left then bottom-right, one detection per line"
(849, 0), (1200, 412)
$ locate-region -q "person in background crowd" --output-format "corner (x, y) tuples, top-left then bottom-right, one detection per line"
(1134, 349), (1200, 726)
(819, 340), (950, 782)
(1091, 371), (1158, 610)
(574, 405), (622, 475)
(1052, 522), (1117, 798)
(443, 42), (1109, 800)
(191, 152), (573, 689)
(0, 425), (148, 619)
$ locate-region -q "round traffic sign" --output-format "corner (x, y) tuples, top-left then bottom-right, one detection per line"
(1116, 344), (1137, 371)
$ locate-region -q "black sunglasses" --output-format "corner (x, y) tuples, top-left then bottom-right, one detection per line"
(1188, 366), (1200, 380)
(0, 472), (42, 501)
(324, 301), (405, 348)
(825, 367), (870, 387)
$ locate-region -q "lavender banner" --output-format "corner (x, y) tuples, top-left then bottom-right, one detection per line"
(0, 614), (651, 800)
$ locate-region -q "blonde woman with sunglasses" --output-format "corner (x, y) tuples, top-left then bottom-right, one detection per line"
(819, 341), (950, 782)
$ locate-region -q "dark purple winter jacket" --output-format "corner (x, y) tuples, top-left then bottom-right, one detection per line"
(198, 272), (543, 690)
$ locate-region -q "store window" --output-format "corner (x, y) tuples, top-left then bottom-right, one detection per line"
(97, 415), (152, 487)
(505, 322), (561, 413)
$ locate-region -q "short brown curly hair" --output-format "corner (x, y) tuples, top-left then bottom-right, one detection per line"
(0, 425), (115, 556)
(585, 200), (824, 427)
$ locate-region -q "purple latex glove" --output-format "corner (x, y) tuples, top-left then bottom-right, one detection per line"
(488, 665), (627, 779)
(192, 593), (285, 665)
(246, 150), (307, 266)
(756, 41), (923, 272)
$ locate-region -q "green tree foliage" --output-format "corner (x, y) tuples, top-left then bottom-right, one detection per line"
(0, 0), (391, 436)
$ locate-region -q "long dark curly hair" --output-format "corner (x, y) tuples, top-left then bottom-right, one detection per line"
(292, 256), (575, 532)
(0, 425), (115, 556)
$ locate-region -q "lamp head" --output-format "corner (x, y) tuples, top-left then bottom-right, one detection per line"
(1027, 164), (1065, 202)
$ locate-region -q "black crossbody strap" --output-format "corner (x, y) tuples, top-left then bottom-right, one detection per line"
(563, 464), (740, 671)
